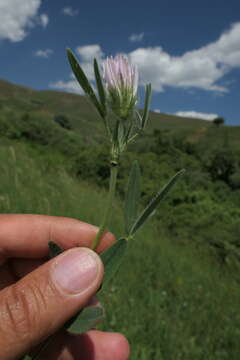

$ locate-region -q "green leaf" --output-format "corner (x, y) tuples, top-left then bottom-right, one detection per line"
(112, 119), (119, 143)
(100, 238), (127, 291)
(20, 356), (32, 360)
(66, 48), (104, 118)
(112, 119), (121, 153)
(135, 110), (143, 130)
(48, 241), (64, 259)
(130, 169), (185, 235)
(67, 306), (104, 335)
(141, 84), (152, 130)
(124, 160), (141, 235)
(125, 121), (134, 143)
(94, 58), (106, 117)
(117, 121), (126, 152)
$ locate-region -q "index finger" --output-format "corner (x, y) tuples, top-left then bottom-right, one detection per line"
(0, 214), (115, 260)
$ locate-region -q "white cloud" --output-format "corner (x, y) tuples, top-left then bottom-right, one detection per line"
(39, 13), (49, 28)
(129, 22), (240, 93)
(34, 49), (53, 58)
(50, 79), (82, 94)
(76, 45), (104, 62)
(62, 7), (78, 16)
(76, 45), (104, 80)
(0, 0), (49, 42)
(176, 111), (218, 121)
(50, 45), (104, 94)
(129, 32), (144, 42)
(50, 23), (240, 95)
(154, 109), (161, 113)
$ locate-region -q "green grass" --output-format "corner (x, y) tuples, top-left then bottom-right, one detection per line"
(0, 140), (240, 359)
(102, 230), (240, 359)
(0, 140), (109, 224)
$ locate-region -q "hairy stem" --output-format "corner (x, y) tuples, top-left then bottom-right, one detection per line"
(92, 162), (118, 250)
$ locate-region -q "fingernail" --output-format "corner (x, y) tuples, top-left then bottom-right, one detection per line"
(51, 248), (100, 295)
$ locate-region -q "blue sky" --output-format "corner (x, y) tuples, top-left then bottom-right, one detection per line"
(0, 0), (240, 125)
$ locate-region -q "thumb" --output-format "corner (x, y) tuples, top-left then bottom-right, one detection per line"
(0, 247), (103, 360)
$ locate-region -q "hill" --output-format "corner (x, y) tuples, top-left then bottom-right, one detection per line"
(0, 78), (239, 247)
(0, 79), (218, 131)
(0, 78), (239, 150)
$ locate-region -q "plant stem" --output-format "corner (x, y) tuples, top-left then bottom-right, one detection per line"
(92, 162), (118, 250)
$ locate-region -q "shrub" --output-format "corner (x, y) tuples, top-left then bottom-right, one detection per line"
(54, 114), (72, 130)
(229, 172), (240, 190)
(213, 117), (225, 126)
(206, 149), (236, 184)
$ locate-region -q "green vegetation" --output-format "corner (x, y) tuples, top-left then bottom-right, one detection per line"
(0, 79), (240, 359)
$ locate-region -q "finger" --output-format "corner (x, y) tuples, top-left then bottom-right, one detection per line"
(29, 298), (102, 357)
(0, 247), (104, 359)
(69, 331), (130, 360)
(0, 214), (115, 260)
(34, 330), (130, 360)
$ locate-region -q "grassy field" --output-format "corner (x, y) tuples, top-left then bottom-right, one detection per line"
(0, 140), (240, 359)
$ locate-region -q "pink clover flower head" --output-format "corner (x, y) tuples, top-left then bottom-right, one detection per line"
(103, 54), (138, 119)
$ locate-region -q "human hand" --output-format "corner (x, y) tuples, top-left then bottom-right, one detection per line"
(0, 214), (130, 360)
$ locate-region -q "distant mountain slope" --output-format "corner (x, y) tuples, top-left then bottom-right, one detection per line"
(0, 79), (239, 148)
(0, 79), (210, 128)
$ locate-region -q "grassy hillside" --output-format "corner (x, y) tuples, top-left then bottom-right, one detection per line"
(0, 78), (239, 147)
(0, 79), (240, 358)
(0, 79), (206, 130)
(0, 140), (239, 359)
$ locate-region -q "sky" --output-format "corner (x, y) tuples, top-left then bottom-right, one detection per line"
(0, 0), (240, 125)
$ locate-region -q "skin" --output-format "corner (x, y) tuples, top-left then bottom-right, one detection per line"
(0, 214), (130, 360)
